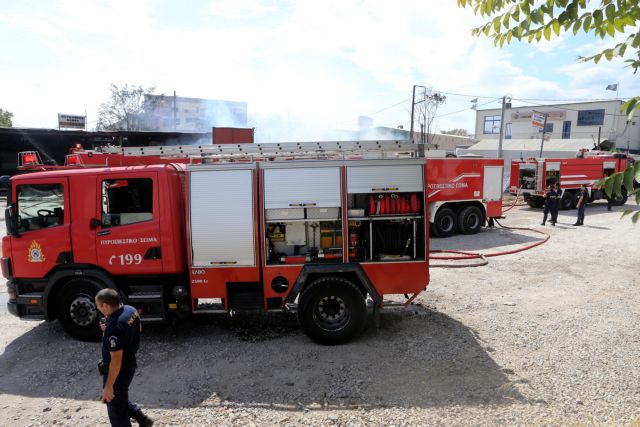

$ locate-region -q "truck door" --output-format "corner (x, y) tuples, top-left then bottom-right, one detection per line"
(95, 173), (163, 275)
(10, 178), (70, 278)
(483, 166), (503, 202)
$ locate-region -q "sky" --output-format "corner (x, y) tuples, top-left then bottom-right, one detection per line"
(1, 0), (638, 141)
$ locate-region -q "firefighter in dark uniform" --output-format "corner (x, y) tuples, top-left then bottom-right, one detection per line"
(573, 183), (589, 226)
(96, 288), (153, 427)
(553, 182), (562, 223)
(541, 184), (557, 226)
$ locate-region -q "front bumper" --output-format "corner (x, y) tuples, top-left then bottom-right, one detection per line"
(6, 280), (45, 319)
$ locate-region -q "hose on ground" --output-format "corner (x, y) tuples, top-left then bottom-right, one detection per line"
(428, 218), (550, 268)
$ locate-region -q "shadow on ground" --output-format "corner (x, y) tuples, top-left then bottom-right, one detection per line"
(0, 307), (524, 410)
(430, 226), (542, 252)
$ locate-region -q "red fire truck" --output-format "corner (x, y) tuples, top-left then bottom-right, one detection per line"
(4, 141), (431, 344)
(509, 152), (634, 209)
(425, 157), (504, 237)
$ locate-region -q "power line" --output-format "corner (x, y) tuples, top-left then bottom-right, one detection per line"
(336, 97), (411, 126)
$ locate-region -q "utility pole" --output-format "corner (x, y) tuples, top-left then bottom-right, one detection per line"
(173, 90), (177, 131)
(538, 113), (549, 157)
(409, 85), (426, 156)
(497, 95), (511, 158)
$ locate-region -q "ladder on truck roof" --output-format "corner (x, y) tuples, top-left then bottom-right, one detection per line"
(94, 140), (423, 162)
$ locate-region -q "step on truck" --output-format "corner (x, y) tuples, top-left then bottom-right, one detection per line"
(4, 141), (432, 344)
(509, 152), (634, 209)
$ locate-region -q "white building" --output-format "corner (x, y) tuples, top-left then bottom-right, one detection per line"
(459, 100), (639, 189)
(473, 100), (640, 152)
(142, 95), (247, 132)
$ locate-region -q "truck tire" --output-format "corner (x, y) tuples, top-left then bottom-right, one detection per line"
(610, 188), (628, 206)
(526, 197), (544, 209)
(56, 278), (104, 341)
(433, 208), (457, 238)
(297, 276), (367, 345)
(457, 206), (483, 235)
(559, 192), (573, 210)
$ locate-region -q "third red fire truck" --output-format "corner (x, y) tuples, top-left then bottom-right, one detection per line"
(509, 152), (634, 209)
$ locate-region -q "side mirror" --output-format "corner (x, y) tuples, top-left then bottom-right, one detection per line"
(90, 218), (102, 229)
(5, 205), (19, 237)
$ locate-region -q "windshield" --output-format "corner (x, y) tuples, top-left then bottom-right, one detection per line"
(16, 184), (64, 232)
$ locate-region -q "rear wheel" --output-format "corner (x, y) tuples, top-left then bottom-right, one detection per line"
(457, 206), (483, 235)
(526, 197), (544, 209)
(56, 278), (104, 341)
(297, 276), (367, 345)
(610, 188), (628, 206)
(433, 208), (457, 238)
(559, 192), (573, 210)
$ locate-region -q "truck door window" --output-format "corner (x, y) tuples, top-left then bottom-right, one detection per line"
(16, 184), (64, 232)
(102, 178), (153, 226)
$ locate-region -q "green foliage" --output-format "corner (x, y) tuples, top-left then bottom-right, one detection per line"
(457, 1), (640, 115)
(97, 84), (155, 131)
(0, 108), (13, 127)
(458, 0), (640, 216)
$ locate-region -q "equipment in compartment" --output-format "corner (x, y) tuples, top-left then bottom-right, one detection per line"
(367, 192), (421, 216)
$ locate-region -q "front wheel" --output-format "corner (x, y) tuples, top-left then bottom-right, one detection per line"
(56, 278), (104, 341)
(297, 277), (367, 345)
(433, 208), (457, 238)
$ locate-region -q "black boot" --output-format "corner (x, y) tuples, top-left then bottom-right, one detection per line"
(132, 410), (154, 427)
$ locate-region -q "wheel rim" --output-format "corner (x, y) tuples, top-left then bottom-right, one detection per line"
(69, 295), (98, 327)
(465, 213), (479, 229)
(313, 295), (350, 331)
(440, 216), (454, 233)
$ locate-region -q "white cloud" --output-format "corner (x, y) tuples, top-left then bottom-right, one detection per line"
(1, 0), (637, 138)
(209, 0), (277, 19)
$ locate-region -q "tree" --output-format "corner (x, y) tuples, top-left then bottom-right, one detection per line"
(412, 88), (447, 147)
(457, 0), (640, 218)
(97, 84), (155, 131)
(0, 108), (13, 127)
(442, 128), (472, 137)
(457, 0), (640, 115)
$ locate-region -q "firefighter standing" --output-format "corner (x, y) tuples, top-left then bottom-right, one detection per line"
(573, 183), (589, 226)
(96, 289), (153, 427)
(541, 184), (557, 226)
(552, 182), (562, 224)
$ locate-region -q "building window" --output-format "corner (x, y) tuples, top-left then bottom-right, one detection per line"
(577, 109), (605, 126)
(483, 115), (501, 134)
(539, 123), (554, 133)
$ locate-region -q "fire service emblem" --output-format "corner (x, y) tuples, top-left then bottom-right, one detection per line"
(27, 240), (46, 263)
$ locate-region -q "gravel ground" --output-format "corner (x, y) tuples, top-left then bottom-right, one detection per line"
(1, 200), (640, 426)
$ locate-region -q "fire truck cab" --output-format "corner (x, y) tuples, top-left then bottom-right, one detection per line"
(3, 141), (429, 344)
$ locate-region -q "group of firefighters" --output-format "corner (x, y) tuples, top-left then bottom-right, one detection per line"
(541, 183), (597, 227)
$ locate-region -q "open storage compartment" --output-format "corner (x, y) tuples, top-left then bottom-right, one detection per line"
(263, 166), (344, 265)
(346, 164), (425, 262)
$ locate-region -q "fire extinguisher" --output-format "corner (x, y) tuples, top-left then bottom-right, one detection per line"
(410, 193), (419, 213)
(369, 194), (375, 215)
(349, 229), (359, 247)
